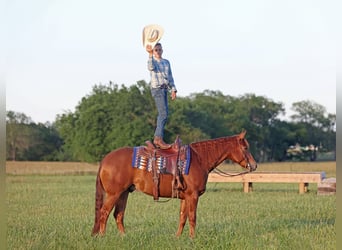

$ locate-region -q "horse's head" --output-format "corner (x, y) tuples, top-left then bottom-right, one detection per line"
(231, 130), (257, 172)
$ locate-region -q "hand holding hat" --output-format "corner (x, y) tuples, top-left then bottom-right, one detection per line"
(146, 45), (153, 56)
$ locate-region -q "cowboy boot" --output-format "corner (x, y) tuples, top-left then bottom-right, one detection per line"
(153, 136), (171, 149)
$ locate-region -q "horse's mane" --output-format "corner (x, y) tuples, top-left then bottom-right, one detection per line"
(189, 135), (236, 149)
(189, 135), (237, 169)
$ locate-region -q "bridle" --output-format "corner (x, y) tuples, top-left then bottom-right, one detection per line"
(236, 150), (253, 171)
(212, 139), (254, 177)
(212, 156), (252, 177)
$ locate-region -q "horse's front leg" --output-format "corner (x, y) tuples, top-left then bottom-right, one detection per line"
(176, 199), (187, 237)
(187, 195), (199, 238)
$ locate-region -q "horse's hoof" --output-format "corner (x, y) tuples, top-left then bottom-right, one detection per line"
(91, 231), (99, 237)
(91, 232), (102, 237)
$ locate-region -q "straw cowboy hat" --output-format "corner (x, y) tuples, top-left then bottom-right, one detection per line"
(142, 24), (164, 49)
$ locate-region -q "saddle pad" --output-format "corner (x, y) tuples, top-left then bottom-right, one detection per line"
(131, 145), (191, 175)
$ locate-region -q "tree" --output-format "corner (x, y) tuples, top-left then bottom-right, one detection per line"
(6, 111), (62, 161)
(6, 111), (32, 160)
(171, 90), (234, 141)
(21, 123), (63, 161)
(290, 100), (336, 152)
(223, 94), (285, 162)
(48, 83), (336, 162)
(55, 81), (157, 162)
(168, 97), (210, 144)
(290, 100), (335, 131)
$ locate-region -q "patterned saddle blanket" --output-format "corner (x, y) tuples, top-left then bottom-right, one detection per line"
(131, 144), (191, 175)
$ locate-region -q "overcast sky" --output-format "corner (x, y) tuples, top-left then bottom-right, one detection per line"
(4, 0), (337, 123)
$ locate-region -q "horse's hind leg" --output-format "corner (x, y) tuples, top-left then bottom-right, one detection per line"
(176, 199), (188, 237)
(113, 190), (129, 235)
(99, 193), (118, 235)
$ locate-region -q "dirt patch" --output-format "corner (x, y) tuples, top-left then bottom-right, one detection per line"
(6, 161), (99, 175)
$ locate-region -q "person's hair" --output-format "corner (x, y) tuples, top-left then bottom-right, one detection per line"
(155, 43), (162, 47)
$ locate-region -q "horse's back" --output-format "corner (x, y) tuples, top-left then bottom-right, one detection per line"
(102, 146), (133, 164)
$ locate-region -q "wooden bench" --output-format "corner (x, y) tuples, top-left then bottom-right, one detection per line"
(208, 171), (326, 194)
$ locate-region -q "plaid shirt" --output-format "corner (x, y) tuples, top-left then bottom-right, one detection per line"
(147, 57), (177, 92)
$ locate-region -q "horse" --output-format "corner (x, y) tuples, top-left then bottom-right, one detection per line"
(91, 130), (257, 238)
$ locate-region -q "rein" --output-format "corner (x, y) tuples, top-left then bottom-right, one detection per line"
(212, 167), (250, 177)
(155, 198), (173, 203)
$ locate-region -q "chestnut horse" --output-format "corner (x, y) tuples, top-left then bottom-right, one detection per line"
(92, 130), (257, 238)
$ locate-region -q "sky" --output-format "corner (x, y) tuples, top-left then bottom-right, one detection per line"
(4, 0), (338, 123)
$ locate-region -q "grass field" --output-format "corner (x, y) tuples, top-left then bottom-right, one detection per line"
(6, 161), (336, 249)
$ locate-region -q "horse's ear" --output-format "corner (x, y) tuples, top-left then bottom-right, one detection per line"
(239, 129), (246, 139)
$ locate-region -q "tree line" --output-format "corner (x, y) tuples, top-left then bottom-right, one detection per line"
(6, 80), (336, 162)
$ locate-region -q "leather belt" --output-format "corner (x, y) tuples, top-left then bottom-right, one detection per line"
(159, 84), (168, 89)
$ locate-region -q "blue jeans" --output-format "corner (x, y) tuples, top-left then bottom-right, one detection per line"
(151, 88), (168, 138)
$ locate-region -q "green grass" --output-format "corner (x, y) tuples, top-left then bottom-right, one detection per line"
(7, 175), (335, 250)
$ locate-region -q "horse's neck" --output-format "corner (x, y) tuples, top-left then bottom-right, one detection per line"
(190, 136), (235, 172)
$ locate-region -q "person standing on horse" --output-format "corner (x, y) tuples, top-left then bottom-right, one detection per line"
(143, 25), (177, 149)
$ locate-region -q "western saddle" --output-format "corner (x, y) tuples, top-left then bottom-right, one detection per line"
(144, 135), (185, 200)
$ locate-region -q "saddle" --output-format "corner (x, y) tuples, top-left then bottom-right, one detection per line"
(133, 136), (188, 200)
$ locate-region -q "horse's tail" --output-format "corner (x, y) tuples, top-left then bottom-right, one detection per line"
(91, 162), (104, 236)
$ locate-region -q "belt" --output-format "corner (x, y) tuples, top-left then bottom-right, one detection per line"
(159, 84), (168, 89)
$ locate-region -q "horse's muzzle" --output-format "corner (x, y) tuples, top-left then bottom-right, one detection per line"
(247, 163), (257, 172)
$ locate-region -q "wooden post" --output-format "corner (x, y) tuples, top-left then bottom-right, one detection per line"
(243, 182), (252, 193)
(304, 183), (309, 193)
(299, 183), (307, 194)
